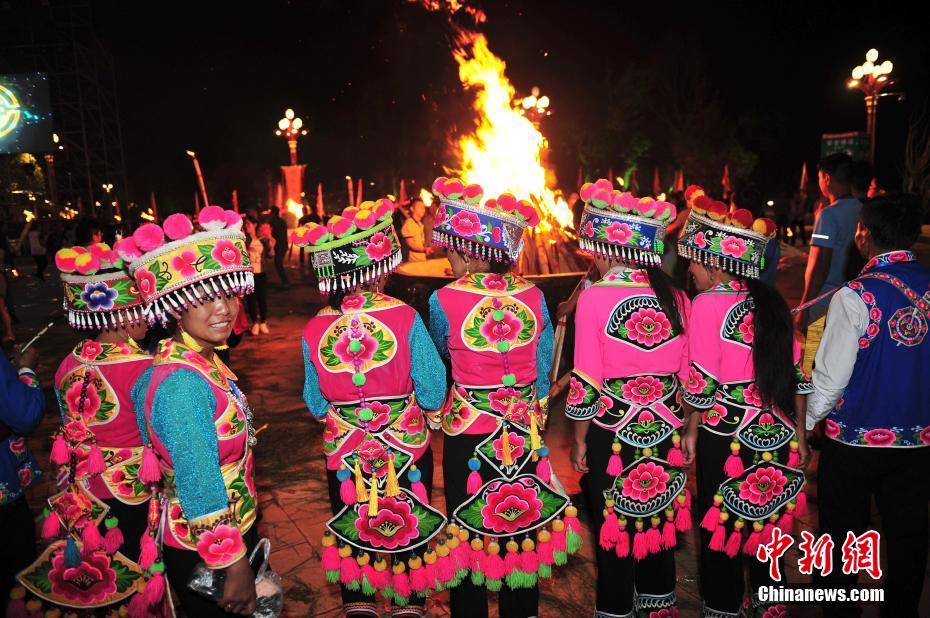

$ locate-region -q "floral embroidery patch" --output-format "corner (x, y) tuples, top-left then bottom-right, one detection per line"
(461, 295), (536, 352)
(720, 298), (755, 348)
(682, 363), (719, 409)
(737, 409), (794, 452)
(605, 296), (679, 350)
(318, 312), (397, 374)
(719, 462), (803, 521)
(454, 475), (568, 537)
(327, 489), (446, 554)
(475, 423), (533, 478)
(564, 371), (601, 420)
(610, 456), (686, 519)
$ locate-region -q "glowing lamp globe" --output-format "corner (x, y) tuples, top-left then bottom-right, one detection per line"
(285, 108), (295, 120)
(866, 48), (879, 63)
(881, 60), (893, 74)
(278, 118), (289, 130)
(852, 66), (864, 80)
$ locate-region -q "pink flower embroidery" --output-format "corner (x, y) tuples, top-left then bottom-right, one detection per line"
(861, 291), (875, 304)
(743, 383), (763, 407)
(492, 227), (502, 243)
(566, 377), (586, 406)
(333, 329), (378, 365)
(365, 232), (393, 261)
(480, 481), (543, 534)
(869, 307), (882, 321)
(863, 428), (896, 446)
(450, 210), (482, 236)
(479, 309), (522, 344)
(181, 350), (216, 375)
(357, 401), (392, 432)
(649, 609), (680, 618)
(341, 293), (366, 311)
(171, 504), (190, 539)
(397, 406), (425, 435)
(488, 388), (518, 413)
(18, 466), (33, 487)
(621, 375), (664, 405)
(356, 440), (390, 477)
(865, 323), (880, 338)
(483, 273), (508, 291)
(170, 249), (199, 277)
(65, 380), (101, 422)
(211, 239), (242, 268)
(135, 269), (158, 297)
(761, 606), (788, 618)
(758, 412), (774, 427)
(582, 220), (595, 238)
(606, 221), (633, 244)
(622, 461), (670, 502)
(825, 419), (842, 439)
(8, 437), (25, 455)
(80, 341), (104, 361)
(631, 270), (650, 284)
(738, 466), (787, 505)
(48, 549), (118, 604)
(686, 366), (707, 394)
(433, 206), (447, 227)
(720, 236), (748, 258)
(625, 307), (672, 347)
(493, 432), (525, 463)
(738, 313), (755, 344)
(596, 395), (613, 417)
(355, 496), (420, 550)
(694, 231), (708, 248)
(196, 524), (245, 567)
(702, 404), (728, 427)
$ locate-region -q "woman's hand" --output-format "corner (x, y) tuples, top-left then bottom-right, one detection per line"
(796, 429), (811, 470)
(220, 556), (256, 615)
(570, 440), (588, 474)
(681, 413), (699, 466)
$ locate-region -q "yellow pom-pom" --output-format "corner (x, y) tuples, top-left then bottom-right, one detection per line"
(762, 451), (773, 462)
(521, 537), (535, 552)
(423, 550), (437, 565)
(393, 561), (406, 574)
(537, 528), (551, 543)
(436, 543), (450, 557)
(565, 505), (578, 518)
(338, 544), (353, 558)
(9, 587), (25, 601)
(26, 600), (43, 612)
(408, 556), (423, 569)
(356, 552), (371, 566)
(487, 540), (500, 555)
(505, 539), (519, 553)
(551, 519), (565, 532)
(471, 537), (485, 552)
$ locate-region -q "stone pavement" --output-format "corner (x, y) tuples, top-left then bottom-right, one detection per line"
(11, 243), (930, 617)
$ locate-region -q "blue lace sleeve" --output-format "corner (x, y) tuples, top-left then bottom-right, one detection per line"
(302, 339), (330, 419)
(409, 313), (447, 411)
(150, 369), (228, 521)
(536, 301), (554, 397)
(427, 291), (450, 359)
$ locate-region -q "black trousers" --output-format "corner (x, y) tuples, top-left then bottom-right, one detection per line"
(696, 429), (779, 615)
(246, 272), (269, 323)
(273, 249), (288, 285)
(324, 447), (434, 615)
(583, 424), (677, 616)
(163, 526), (259, 618)
(1, 497), (35, 613)
(816, 439), (930, 618)
(444, 433), (539, 618)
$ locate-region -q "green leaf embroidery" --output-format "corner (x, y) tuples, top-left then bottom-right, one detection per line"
(112, 558), (141, 593)
(457, 499), (486, 529)
(537, 489), (567, 520)
(412, 505), (443, 536)
(23, 559), (53, 593)
(197, 245), (221, 271)
(330, 511), (361, 540)
(321, 335), (340, 367)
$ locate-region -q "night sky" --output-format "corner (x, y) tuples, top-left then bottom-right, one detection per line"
(11, 1), (930, 211)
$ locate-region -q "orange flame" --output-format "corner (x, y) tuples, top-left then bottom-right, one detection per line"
(285, 198), (303, 220)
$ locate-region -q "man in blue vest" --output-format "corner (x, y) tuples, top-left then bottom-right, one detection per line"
(807, 193), (930, 617)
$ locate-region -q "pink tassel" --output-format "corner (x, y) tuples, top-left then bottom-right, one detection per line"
(392, 570), (411, 600)
(423, 559), (439, 589)
(144, 571), (166, 606)
(128, 592), (149, 618)
(503, 549), (520, 576)
(700, 505), (721, 532)
(645, 524), (662, 555)
(614, 528), (630, 558)
(42, 511), (62, 539)
(411, 480), (429, 504)
(521, 548), (538, 574)
(409, 563), (430, 594)
(662, 520), (678, 549)
(598, 511), (619, 550)
(82, 523), (103, 552)
(370, 565), (390, 591)
(340, 555), (361, 585)
(537, 537), (554, 566)
(724, 530), (742, 557)
(760, 522), (775, 545)
(565, 510), (582, 535)
(138, 446), (161, 484)
(606, 452), (623, 476)
(87, 444), (106, 475)
(787, 449), (800, 468)
(104, 526), (124, 555)
(340, 477), (357, 505)
(794, 492), (808, 518)
(437, 554), (456, 586)
(709, 525), (727, 552)
(360, 564), (376, 590)
(139, 533), (158, 570)
(536, 456), (551, 484)
(681, 489), (692, 509)
(723, 452), (744, 477)
(743, 529), (762, 556)
(466, 470), (482, 495)
(485, 551), (505, 580)
(675, 506), (692, 532)
(5, 599), (26, 618)
(552, 526), (567, 553)
(632, 528), (649, 560)
(51, 435), (70, 465)
(667, 444), (684, 467)
(777, 512), (795, 533)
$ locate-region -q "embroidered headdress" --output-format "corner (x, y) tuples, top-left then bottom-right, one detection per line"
(55, 243), (146, 330)
(677, 185), (777, 279)
(577, 178), (676, 267)
(430, 176), (540, 263)
(289, 197), (400, 294)
(121, 206), (253, 324)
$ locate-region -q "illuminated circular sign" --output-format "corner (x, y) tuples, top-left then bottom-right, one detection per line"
(0, 84), (22, 139)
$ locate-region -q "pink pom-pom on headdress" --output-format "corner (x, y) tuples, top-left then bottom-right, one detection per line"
(133, 223), (166, 253)
(88, 243), (112, 260)
(373, 198), (395, 220)
(594, 178), (613, 190)
(114, 238), (142, 262)
(617, 192), (639, 213)
(224, 210), (243, 231)
(432, 176), (448, 194)
(496, 193), (517, 212)
(579, 182), (596, 201)
(163, 214), (193, 241)
(55, 247), (81, 272)
(198, 205), (227, 231)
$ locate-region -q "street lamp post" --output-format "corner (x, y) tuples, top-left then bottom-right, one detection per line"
(185, 150), (209, 214)
(276, 108), (308, 166)
(848, 48), (894, 165)
(516, 86), (551, 126)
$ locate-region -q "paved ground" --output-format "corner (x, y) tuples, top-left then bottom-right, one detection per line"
(10, 238), (930, 617)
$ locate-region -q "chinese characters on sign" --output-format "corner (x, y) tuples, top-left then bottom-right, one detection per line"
(756, 529), (883, 581)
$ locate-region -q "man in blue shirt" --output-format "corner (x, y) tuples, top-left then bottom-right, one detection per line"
(796, 153), (862, 328)
(0, 345), (44, 609)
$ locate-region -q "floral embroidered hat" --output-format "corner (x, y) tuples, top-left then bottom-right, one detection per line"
(577, 178), (676, 267)
(289, 197), (401, 294)
(431, 176), (540, 263)
(55, 242), (146, 330)
(121, 206), (254, 324)
(677, 185), (777, 279)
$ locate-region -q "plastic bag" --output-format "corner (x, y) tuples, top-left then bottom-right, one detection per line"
(188, 538), (283, 617)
